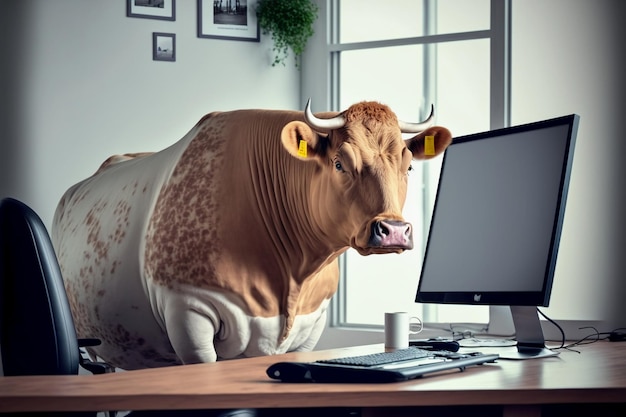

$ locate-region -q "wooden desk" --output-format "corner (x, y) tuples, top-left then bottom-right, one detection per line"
(1, 341), (625, 416)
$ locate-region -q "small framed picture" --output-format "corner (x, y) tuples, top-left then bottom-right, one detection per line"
(127, 0), (176, 21)
(153, 32), (176, 62)
(197, 0), (259, 42)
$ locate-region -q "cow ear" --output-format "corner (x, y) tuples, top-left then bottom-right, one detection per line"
(405, 126), (453, 160)
(281, 121), (324, 162)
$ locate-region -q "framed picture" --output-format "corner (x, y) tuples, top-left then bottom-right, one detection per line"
(153, 32), (176, 62)
(127, 0), (176, 21)
(197, 0), (260, 42)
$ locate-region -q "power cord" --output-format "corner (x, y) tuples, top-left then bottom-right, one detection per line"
(539, 307), (626, 353)
(537, 307), (566, 349)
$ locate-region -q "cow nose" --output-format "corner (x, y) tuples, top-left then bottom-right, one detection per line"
(368, 219), (413, 249)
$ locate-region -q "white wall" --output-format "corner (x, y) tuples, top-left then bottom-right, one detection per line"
(0, 0), (300, 228)
(510, 0), (626, 328)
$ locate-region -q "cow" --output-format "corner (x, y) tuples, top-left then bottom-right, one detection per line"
(52, 100), (452, 370)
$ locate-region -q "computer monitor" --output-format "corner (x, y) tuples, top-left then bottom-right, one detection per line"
(415, 114), (580, 359)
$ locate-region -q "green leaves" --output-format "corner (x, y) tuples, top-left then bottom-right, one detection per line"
(256, 0), (319, 67)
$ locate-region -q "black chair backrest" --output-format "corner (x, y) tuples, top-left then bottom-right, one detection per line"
(0, 197), (80, 376)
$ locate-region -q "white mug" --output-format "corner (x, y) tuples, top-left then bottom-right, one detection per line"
(384, 312), (423, 350)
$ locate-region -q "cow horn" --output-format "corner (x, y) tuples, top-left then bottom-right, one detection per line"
(398, 104), (435, 133)
(304, 98), (346, 133)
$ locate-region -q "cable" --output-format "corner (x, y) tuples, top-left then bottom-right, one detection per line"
(540, 310), (625, 353)
(537, 307), (566, 349)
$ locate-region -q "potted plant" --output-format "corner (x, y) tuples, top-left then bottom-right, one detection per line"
(255, 0), (319, 67)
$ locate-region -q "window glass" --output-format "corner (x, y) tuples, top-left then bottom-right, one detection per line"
(339, 0), (490, 44)
(339, 45), (428, 326)
(339, 0), (425, 44)
(435, 38), (491, 136)
(339, 39), (492, 327)
(339, 45), (425, 118)
(437, 0), (491, 35)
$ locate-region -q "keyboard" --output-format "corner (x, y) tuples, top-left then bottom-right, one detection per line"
(267, 347), (499, 383)
(316, 346), (430, 367)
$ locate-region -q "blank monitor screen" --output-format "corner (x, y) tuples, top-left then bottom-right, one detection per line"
(416, 115), (579, 307)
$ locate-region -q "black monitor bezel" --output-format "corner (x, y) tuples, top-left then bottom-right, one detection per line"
(415, 114), (580, 308)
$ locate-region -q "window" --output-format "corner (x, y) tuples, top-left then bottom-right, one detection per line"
(302, 0), (511, 340)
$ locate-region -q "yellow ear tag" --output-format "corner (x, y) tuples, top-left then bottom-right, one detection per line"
(425, 135), (435, 156)
(297, 140), (308, 158)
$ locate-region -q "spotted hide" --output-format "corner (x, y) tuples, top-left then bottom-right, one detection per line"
(52, 101), (452, 369)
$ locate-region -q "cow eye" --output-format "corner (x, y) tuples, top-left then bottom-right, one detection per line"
(407, 164), (414, 175)
(334, 160), (344, 172)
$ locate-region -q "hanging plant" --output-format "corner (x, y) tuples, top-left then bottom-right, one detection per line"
(255, 0), (319, 67)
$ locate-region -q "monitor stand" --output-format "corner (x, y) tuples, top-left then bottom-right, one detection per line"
(499, 305), (559, 360)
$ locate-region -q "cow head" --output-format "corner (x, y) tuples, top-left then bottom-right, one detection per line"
(281, 99), (452, 256)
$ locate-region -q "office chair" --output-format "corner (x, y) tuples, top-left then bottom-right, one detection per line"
(0, 197), (113, 416)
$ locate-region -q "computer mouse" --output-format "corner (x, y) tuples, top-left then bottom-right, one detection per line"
(266, 362), (313, 382)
